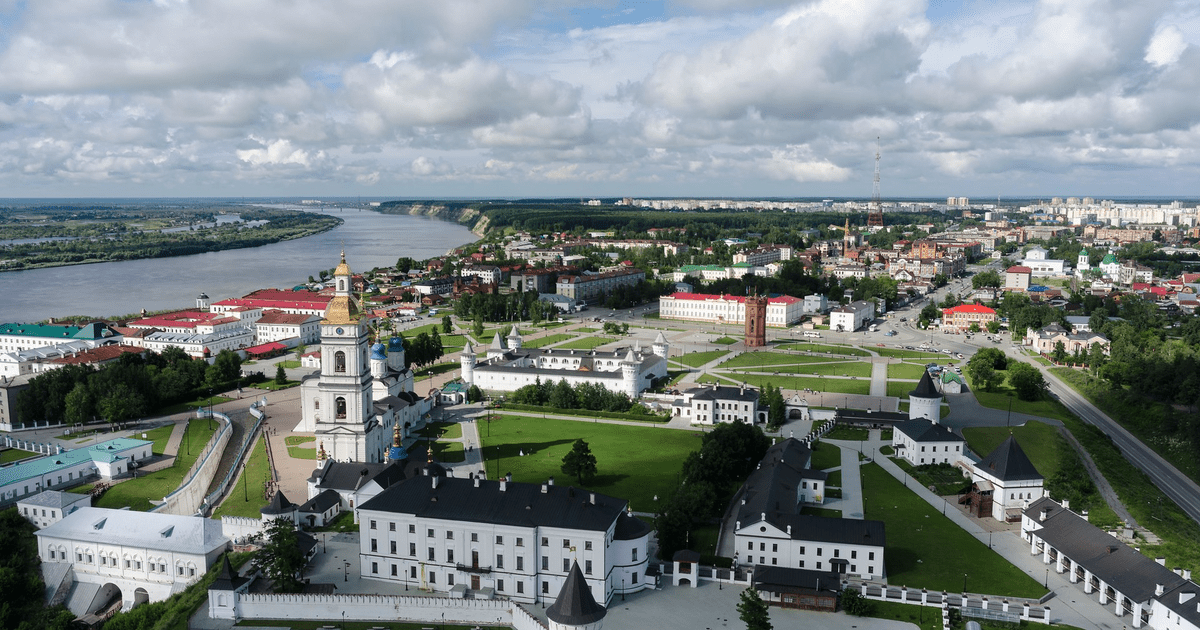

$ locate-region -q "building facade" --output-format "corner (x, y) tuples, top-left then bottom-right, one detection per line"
(829, 301), (875, 332)
(659, 293), (803, 327)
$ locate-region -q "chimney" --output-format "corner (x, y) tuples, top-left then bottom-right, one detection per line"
(548, 476), (554, 486)
(786, 525), (791, 535)
(1157, 584), (1165, 597)
(736, 521), (740, 530)
(432, 475), (439, 489)
(1061, 499), (1070, 510)
(541, 483), (548, 494)
(506, 472), (513, 483)
(1185, 569), (1192, 581)
(473, 476), (480, 488)
(761, 512), (766, 521)
(590, 493), (596, 504)
(499, 479), (507, 492)
(1040, 507), (1051, 522)
(1176, 568), (1184, 577)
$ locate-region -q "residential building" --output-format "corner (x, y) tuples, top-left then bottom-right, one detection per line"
(0, 321), (119, 354)
(355, 466), (651, 605)
(670, 384), (764, 425)
(1020, 246), (1068, 276)
(732, 439), (885, 579)
(555, 268), (646, 304)
(803, 295), (828, 314)
(210, 288), (332, 317)
(16, 489), (90, 529)
(892, 419), (964, 466)
(462, 265), (503, 286)
(254, 311), (321, 345)
(1005, 266), (1032, 291)
(658, 293), (804, 328)
(461, 329), (668, 399)
(1025, 323), (1110, 356)
(941, 304), (997, 332)
(829, 300), (875, 332)
(38, 507), (229, 614)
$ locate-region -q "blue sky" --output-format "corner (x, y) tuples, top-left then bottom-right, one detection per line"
(0, 0), (1197, 199)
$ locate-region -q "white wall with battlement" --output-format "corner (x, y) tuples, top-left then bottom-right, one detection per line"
(213, 592), (549, 630)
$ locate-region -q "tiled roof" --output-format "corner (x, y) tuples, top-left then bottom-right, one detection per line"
(48, 345), (144, 365)
(257, 311), (319, 325)
(546, 562), (607, 626)
(977, 435), (1041, 481)
(664, 292), (801, 305)
(1006, 266), (1032, 273)
(942, 304), (996, 315)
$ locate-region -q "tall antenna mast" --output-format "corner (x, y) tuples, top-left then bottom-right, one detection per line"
(868, 137), (884, 227)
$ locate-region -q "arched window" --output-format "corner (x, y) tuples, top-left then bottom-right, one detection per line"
(339, 279), (345, 291)
(336, 397), (347, 419)
(335, 351), (346, 373)
(313, 398), (320, 410)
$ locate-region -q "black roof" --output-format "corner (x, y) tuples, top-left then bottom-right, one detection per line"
(358, 476), (626, 532)
(309, 461), (392, 491)
(684, 383), (759, 402)
(1025, 498), (1183, 603)
(546, 561), (606, 626)
(977, 435), (1042, 481)
(895, 419), (964, 443)
(613, 512), (651, 541)
(209, 555), (249, 592)
(909, 370), (941, 399)
(836, 409), (910, 426)
(298, 488), (341, 515)
(1159, 581), (1200, 628)
(261, 490), (295, 515)
(753, 565), (842, 595)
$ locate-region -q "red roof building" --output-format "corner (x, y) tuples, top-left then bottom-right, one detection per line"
(210, 289), (331, 317)
(48, 345), (145, 367)
(941, 303), (997, 332)
(659, 292), (804, 327)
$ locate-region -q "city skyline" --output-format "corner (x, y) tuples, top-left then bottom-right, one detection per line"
(0, 0), (1198, 198)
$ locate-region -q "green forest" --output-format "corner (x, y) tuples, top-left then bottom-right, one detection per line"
(0, 206), (341, 271)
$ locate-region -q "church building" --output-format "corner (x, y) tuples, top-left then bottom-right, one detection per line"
(293, 252), (428, 463)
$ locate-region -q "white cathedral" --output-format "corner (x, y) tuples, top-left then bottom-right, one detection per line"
(294, 252), (429, 463)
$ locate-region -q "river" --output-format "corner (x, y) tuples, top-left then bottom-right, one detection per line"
(0, 206), (478, 323)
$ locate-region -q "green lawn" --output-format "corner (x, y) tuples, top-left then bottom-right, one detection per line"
(158, 395), (234, 416)
(729, 361), (871, 378)
(140, 422), (179, 455)
(212, 436), (273, 518)
(429, 440), (465, 463)
(721, 352), (830, 368)
(93, 420), (219, 511)
(712, 336), (738, 345)
(557, 336), (616, 350)
(777, 342), (870, 356)
(810, 441), (842, 469)
(257, 380), (300, 391)
(417, 421), (463, 440)
(276, 359), (301, 369)
(675, 349), (730, 367)
(825, 469), (842, 487)
(875, 348), (946, 360)
(961, 422), (1061, 479)
(717, 372), (870, 395)
(440, 334), (469, 349)
(800, 506), (842, 518)
(971, 385), (1072, 424)
(574, 327), (599, 333)
(414, 362), (458, 381)
(824, 426), (870, 441)
(861, 599), (944, 630)
(523, 333), (573, 348)
(285, 435), (317, 460)
(861, 463), (1045, 597)
(887, 380), (918, 398)
(478, 415), (703, 512)
(0, 448), (37, 463)
(888, 363), (932, 380)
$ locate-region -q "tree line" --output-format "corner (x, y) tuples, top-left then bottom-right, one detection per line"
(508, 378), (636, 413)
(15, 347), (245, 428)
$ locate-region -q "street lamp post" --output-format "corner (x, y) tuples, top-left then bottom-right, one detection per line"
(208, 388), (214, 430)
(963, 573), (967, 594)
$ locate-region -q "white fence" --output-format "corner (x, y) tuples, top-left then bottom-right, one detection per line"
(151, 410), (231, 516)
(849, 581), (1051, 624)
(229, 592), (547, 629)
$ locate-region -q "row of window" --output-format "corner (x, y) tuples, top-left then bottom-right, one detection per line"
(50, 548), (194, 576)
(366, 523), (621, 556)
(366, 562), (640, 593)
(748, 542), (874, 561)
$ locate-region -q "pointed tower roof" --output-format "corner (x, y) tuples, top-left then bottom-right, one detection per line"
(490, 331), (504, 350)
(507, 324), (521, 338)
(546, 561), (607, 627)
(908, 370), (941, 399)
(322, 250), (361, 325)
(977, 435), (1042, 481)
(621, 348), (637, 363)
(261, 490), (295, 515)
(654, 331), (667, 344)
(333, 248), (352, 277)
(210, 554), (246, 591)
(462, 339), (475, 355)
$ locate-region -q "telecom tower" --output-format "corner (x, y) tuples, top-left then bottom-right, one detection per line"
(867, 137), (884, 227)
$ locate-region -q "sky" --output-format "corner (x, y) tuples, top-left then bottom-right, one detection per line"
(0, 0), (1198, 199)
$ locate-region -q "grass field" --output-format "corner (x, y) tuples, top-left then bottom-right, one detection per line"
(557, 336), (616, 350)
(440, 334), (469, 349)
(712, 336), (738, 345)
(961, 422), (1061, 479)
(887, 381), (919, 398)
(719, 372), (871, 395)
(523, 333), (573, 348)
(720, 352), (830, 368)
(824, 426), (870, 441)
(429, 440), (465, 463)
(212, 436), (273, 518)
(875, 348), (946, 360)
(159, 394), (234, 416)
(862, 463), (1045, 597)
(0, 448), (37, 463)
(418, 421), (463, 440)
(888, 363), (932, 380)
(414, 362), (458, 381)
(93, 420), (219, 511)
(478, 415), (702, 512)
(285, 435), (316, 460)
(674, 349), (730, 367)
(810, 441), (842, 469)
(730, 361), (871, 378)
(777, 342), (870, 356)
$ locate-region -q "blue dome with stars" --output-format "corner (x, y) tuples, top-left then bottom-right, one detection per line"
(388, 336), (405, 352)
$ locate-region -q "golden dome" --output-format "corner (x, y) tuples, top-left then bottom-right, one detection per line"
(333, 248), (352, 277)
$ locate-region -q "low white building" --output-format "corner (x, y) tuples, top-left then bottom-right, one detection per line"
(829, 300), (875, 332)
(963, 436), (1044, 522)
(38, 506), (229, 614)
(255, 311), (321, 345)
(356, 465), (651, 606)
(891, 419), (964, 466)
(17, 489), (91, 529)
(0, 437), (153, 504)
(732, 439), (884, 579)
(658, 292), (804, 327)
(670, 383), (765, 425)
(802, 295), (828, 314)
(1021, 246), (1067, 277)
(1025, 323), (1110, 356)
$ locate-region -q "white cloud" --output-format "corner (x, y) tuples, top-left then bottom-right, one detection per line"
(1146, 24), (1187, 67)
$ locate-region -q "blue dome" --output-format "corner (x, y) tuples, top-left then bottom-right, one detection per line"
(388, 444), (409, 462)
(388, 336), (405, 352)
(370, 343), (387, 360)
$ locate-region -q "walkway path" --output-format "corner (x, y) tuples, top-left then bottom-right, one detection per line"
(833, 442), (865, 519)
(869, 359), (888, 398)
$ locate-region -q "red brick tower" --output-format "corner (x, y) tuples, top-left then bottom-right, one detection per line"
(745, 293), (768, 347)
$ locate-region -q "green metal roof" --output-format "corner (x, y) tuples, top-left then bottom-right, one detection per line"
(1100, 253), (1118, 264)
(0, 323), (84, 339)
(0, 438), (153, 488)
